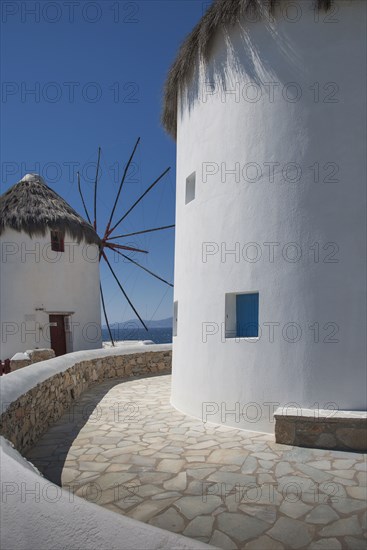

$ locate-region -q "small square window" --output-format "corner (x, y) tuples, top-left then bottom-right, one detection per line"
(173, 301), (178, 336)
(51, 230), (64, 252)
(225, 292), (259, 338)
(185, 172), (196, 204)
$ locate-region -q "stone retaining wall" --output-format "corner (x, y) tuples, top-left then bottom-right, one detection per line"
(0, 349), (171, 454)
(274, 407), (367, 452)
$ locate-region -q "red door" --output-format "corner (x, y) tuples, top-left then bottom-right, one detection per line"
(49, 315), (67, 356)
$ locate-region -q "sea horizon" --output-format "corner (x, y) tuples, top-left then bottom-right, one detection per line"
(102, 326), (172, 345)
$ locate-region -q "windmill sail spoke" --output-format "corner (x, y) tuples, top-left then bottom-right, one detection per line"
(77, 143), (172, 339)
(93, 146), (101, 231)
(104, 137), (140, 237)
(106, 242), (148, 254)
(100, 282), (115, 346)
(108, 166), (171, 236)
(77, 172), (92, 225)
(112, 247), (173, 288)
(102, 251), (148, 331)
(108, 224), (175, 240)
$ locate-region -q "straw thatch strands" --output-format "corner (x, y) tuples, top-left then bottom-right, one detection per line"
(0, 174), (100, 245)
(162, 0), (333, 138)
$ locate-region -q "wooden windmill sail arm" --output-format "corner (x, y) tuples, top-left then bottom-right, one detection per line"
(104, 137), (140, 236)
(78, 173), (114, 346)
(76, 143), (172, 340)
(77, 172), (92, 225)
(106, 242), (148, 254)
(93, 146), (101, 231)
(111, 247), (173, 288)
(100, 282), (115, 346)
(102, 251), (148, 331)
(107, 166), (171, 236)
(107, 224), (175, 240)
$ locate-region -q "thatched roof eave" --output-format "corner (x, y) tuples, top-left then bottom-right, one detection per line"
(162, 0), (334, 139)
(0, 175), (100, 246)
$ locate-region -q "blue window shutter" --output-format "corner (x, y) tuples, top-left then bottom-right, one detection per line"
(236, 293), (259, 337)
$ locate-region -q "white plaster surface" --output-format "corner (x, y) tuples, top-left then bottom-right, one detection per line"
(0, 227), (102, 360)
(172, 0), (367, 432)
(103, 339), (149, 348)
(11, 352), (30, 361)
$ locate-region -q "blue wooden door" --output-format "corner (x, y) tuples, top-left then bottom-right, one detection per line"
(236, 293), (259, 337)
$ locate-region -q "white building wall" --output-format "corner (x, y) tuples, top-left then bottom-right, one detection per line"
(172, 1), (367, 432)
(0, 228), (102, 359)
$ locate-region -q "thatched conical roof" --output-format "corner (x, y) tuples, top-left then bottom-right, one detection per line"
(0, 174), (100, 245)
(162, 0), (333, 138)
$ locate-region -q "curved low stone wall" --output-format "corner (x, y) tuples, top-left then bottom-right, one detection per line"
(1, 345), (212, 550)
(0, 345), (172, 454)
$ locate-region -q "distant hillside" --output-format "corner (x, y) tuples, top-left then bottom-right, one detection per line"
(102, 317), (173, 329)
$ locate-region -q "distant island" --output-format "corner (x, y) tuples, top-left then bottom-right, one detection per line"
(102, 317), (173, 330)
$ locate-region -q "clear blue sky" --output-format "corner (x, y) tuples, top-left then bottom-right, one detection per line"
(1, 0), (208, 324)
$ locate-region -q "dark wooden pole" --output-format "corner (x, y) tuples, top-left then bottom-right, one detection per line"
(104, 137), (140, 237)
(102, 251), (148, 331)
(93, 146), (101, 231)
(77, 172), (92, 225)
(107, 167), (171, 236)
(107, 224), (175, 240)
(100, 282), (115, 346)
(110, 247), (173, 288)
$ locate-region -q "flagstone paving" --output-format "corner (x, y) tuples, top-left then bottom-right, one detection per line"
(26, 375), (367, 549)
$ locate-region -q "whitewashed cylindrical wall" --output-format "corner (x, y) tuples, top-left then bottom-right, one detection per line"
(0, 229), (102, 360)
(171, 1), (367, 432)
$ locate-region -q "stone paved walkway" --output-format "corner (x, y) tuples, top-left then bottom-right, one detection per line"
(26, 375), (367, 550)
